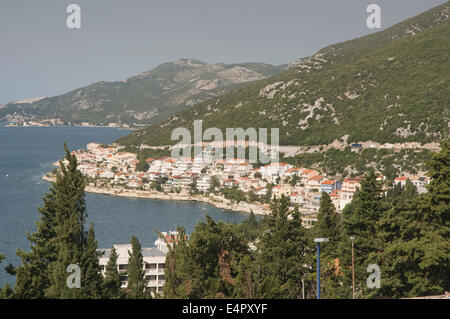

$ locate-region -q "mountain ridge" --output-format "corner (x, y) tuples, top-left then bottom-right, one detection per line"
(117, 1), (450, 147)
(0, 58), (286, 126)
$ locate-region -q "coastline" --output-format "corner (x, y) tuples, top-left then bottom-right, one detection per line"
(41, 174), (270, 215)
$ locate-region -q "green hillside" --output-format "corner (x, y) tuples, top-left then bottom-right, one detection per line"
(0, 59), (285, 126)
(117, 2), (450, 147)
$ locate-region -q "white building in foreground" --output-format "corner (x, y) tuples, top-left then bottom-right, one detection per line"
(99, 242), (167, 294)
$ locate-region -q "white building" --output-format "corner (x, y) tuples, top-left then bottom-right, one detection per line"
(98, 240), (168, 294)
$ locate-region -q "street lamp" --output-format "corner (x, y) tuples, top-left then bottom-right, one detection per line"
(350, 235), (356, 299)
(314, 237), (329, 299)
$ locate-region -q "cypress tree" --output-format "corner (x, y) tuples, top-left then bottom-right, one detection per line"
(315, 192), (341, 255)
(342, 169), (386, 297)
(162, 227), (188, 299)
(127, 236), (148, 299)
(45, 144), (88, 298)
(13, 143), (104, 299)
(103, 248), (123, 299)
(14, 176), (61, 298)
(257, 196), (313, 298)
(79, 224), (104, 298)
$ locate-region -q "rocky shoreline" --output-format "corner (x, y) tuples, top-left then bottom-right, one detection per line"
(41, 174), (270, 215)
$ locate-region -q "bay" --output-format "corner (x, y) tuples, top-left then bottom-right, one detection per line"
(0, 123), (249, 288)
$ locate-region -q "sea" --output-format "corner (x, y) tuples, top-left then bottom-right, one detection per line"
(0, 123), (250, 288)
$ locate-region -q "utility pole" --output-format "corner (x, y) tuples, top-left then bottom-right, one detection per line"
(350, 235), (356, 299)
(302, 276), (305, 299)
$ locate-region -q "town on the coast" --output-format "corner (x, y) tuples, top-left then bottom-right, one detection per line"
(45, 142), (431, 219)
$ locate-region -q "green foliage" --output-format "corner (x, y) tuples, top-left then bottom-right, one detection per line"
(283, 148), (432, 177)
(315, 192), (341, 255)
(163, 216), (250, 298)
(136, 160), (149, 172)
(12, 144), (104, 299)
(342, 170), (387, 296)
(103, 248), (123, 299)
(209, 176), (221, 192)
(369, 140), (450, 298)
(220, 186), (247, 203)
(127, 236), (149, 299)
(256, 197), (313, 298)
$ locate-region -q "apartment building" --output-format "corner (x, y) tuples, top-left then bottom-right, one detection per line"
(98, 243), (166, 294)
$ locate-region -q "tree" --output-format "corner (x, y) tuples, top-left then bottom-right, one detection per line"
(14, 144), (104, 299)
(370, 140), (450, 298)
(136, 160), (149, 172)
(162, 227), (189, 299)
(289, 174), (299, 186)
(44, 144), (92, 298)
(342, 169), (386, 297)
(78, 224), (104, 298)
(163, 216), (249, 299)
(247, 190), (259, 203)
(257, 196), (313, 298)
(103, 248), (123, 299)
(209, 176), (220, 192)
(315, 192), (341, 256)
(127, 236), (148, 299)
(0, 255), (14, 299)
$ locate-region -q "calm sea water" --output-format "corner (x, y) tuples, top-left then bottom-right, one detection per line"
(0, 123), (249, 288)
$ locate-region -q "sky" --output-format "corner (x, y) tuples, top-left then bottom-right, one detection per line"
(0, 0), (447, 104)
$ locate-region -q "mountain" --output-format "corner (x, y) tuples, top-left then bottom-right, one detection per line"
(0, 59), (286, 126)
(117, 2), (449, 147)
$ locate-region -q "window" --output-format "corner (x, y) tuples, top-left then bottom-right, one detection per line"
(158, 263), (165, 269)
(158, 275), (165, 280)
(145, 263), (157, 270)
(118, 264), (128, 270)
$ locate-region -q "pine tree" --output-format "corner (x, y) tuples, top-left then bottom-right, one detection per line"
(162, 227), (188, 299)
(103, 248), (123, 299)
(315, 192), (341, 255)
(257, 196), (313, 298)
(79, 224), (104, 298)
(45, 144), (88, 298)
(0, 255), (13, 299)
(342, 169), (386, 297)
(314, 192), (350, 298)
(234, 254), (258, 299)
(163, 217), (249, 299)
(13, 143), (105, 299)
(371, 140), (450, 298)
(127, 236), (148, 299)
(14, 177), (62, 298)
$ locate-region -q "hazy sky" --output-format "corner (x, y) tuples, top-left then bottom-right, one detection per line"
(0, 0), (447, 104)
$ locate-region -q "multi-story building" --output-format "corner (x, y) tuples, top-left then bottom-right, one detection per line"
(338, 178), (361, 211)
(320, 179), (341, 194)
(98, 243), (166, 294)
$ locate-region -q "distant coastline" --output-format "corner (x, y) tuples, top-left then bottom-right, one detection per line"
(3, 120), (136, 130)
